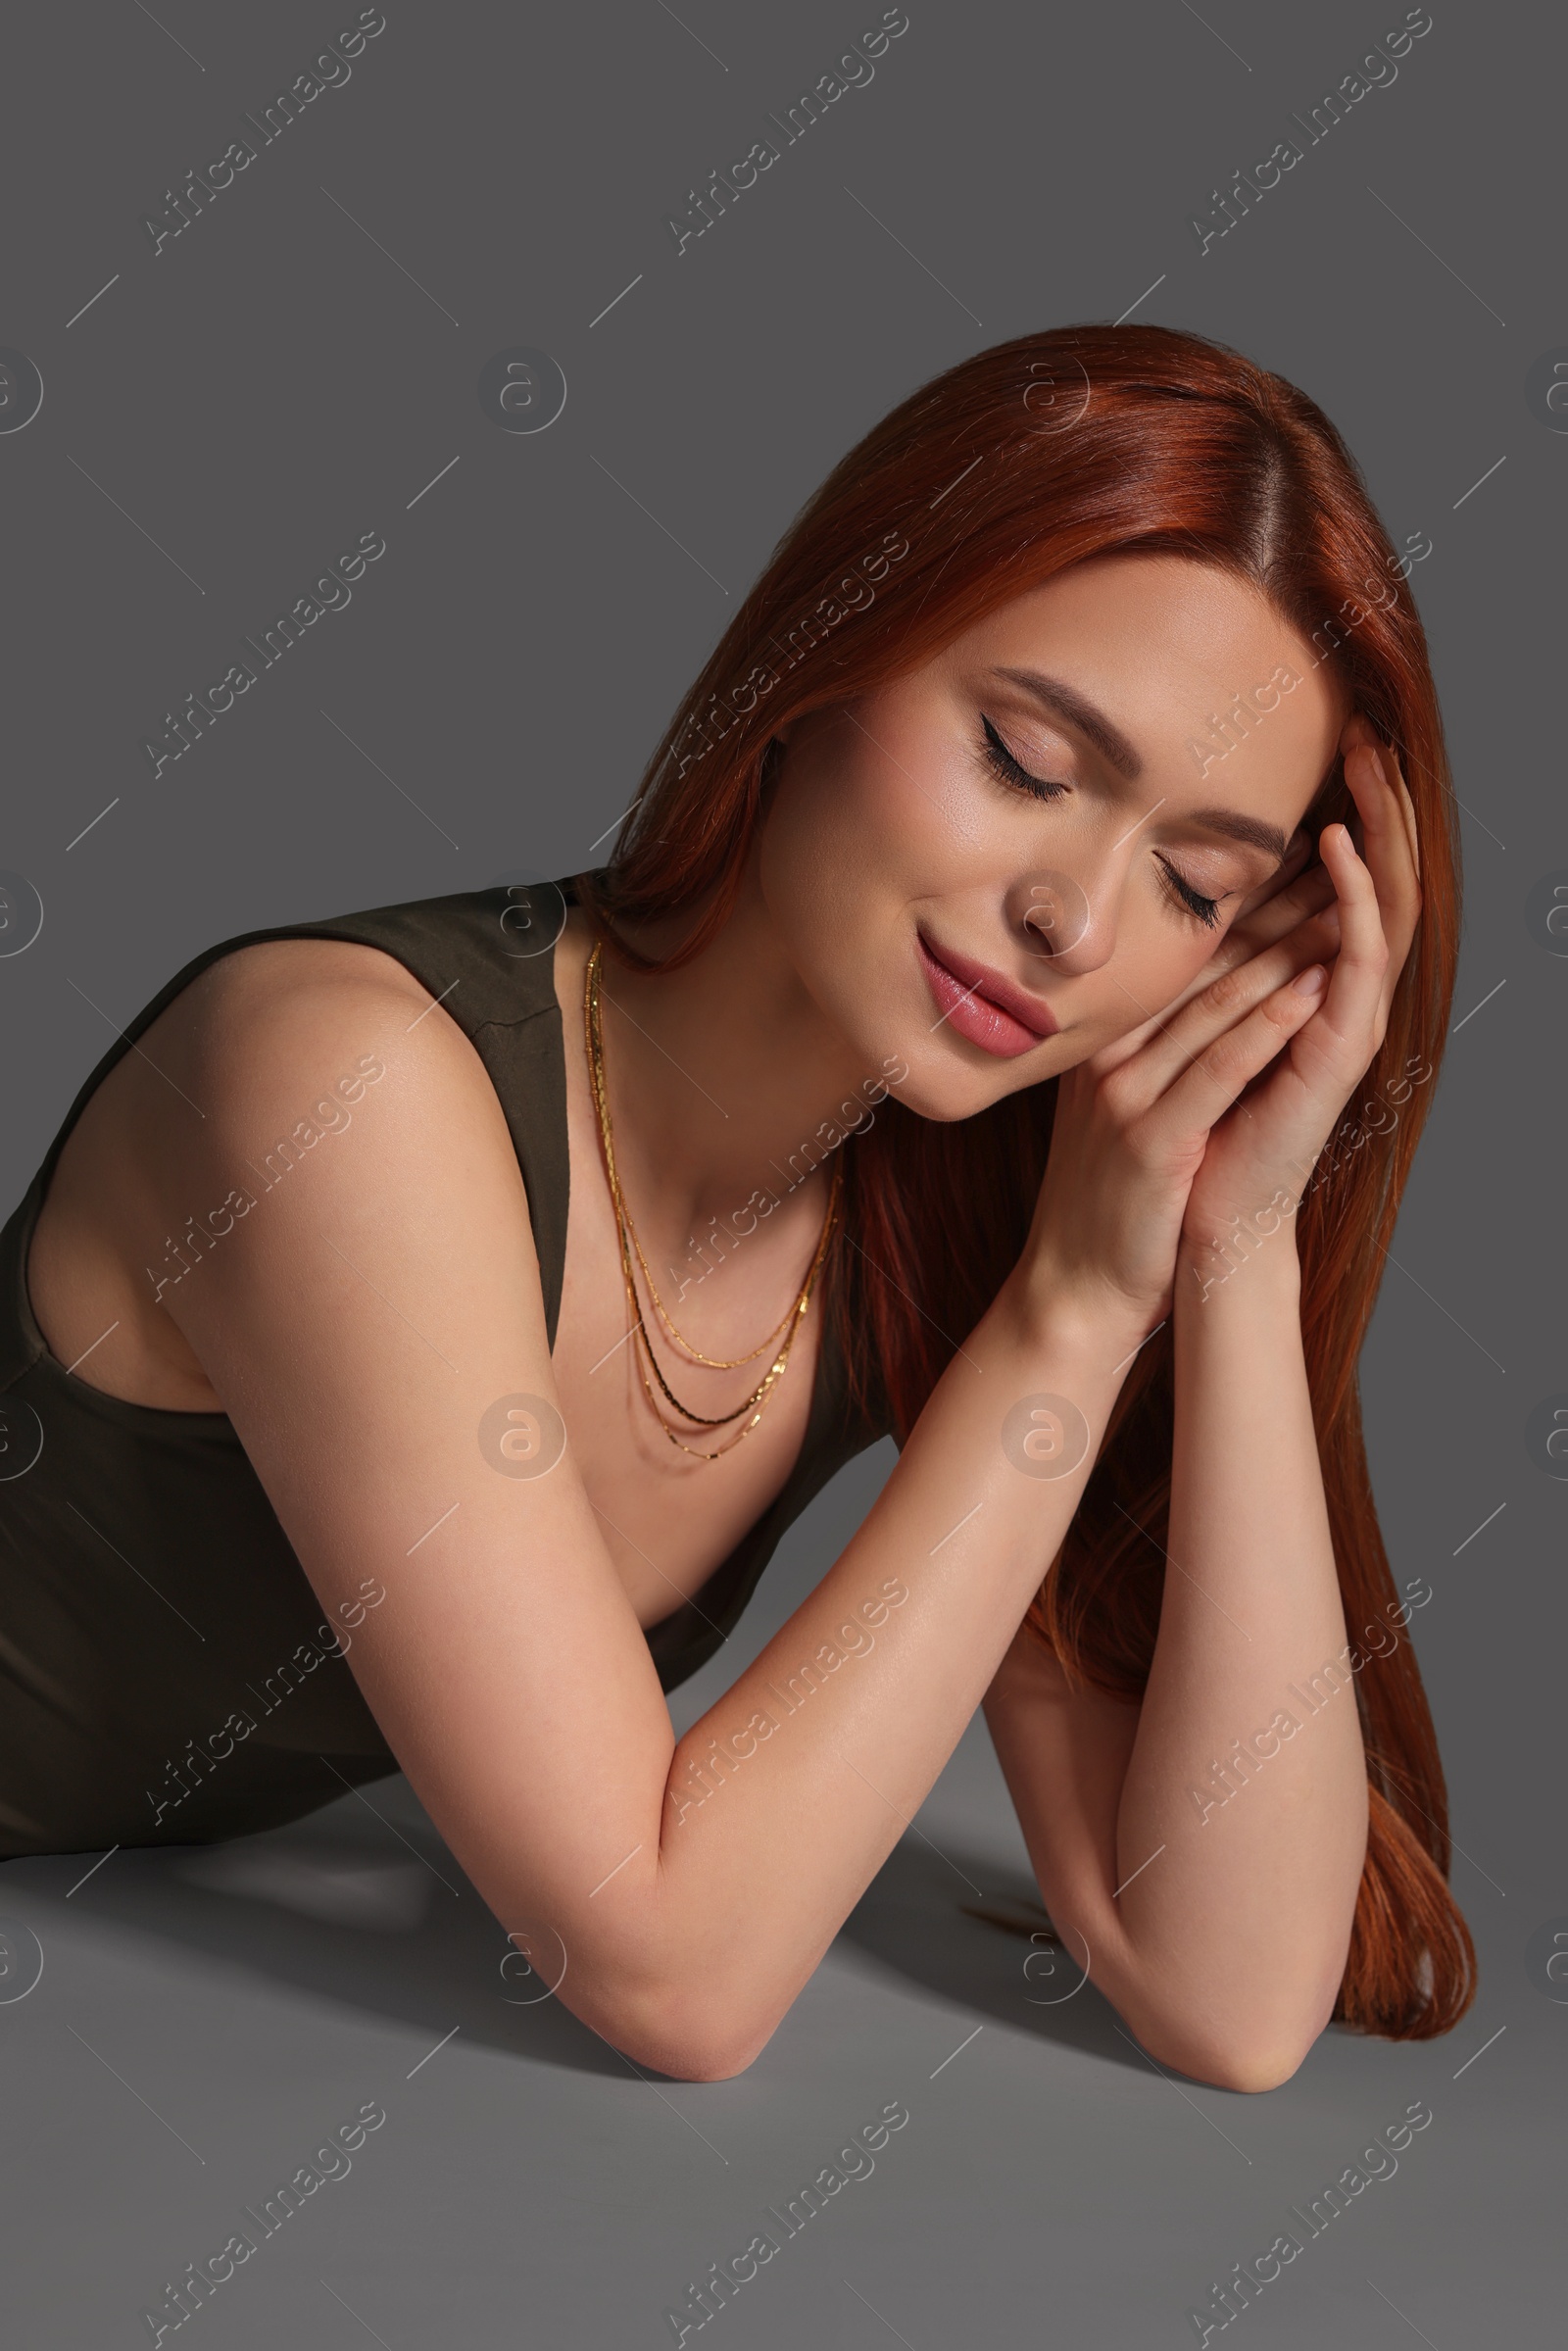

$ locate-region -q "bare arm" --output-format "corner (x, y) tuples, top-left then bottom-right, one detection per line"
(146, 728), (1412, 2085)
(986, 1235), (1367, 2094)
(150, 949), (1144, 2081)
(985, 719), (1422, 2091)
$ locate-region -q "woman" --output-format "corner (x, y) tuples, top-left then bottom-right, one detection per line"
(0, 322), (1472, 2086)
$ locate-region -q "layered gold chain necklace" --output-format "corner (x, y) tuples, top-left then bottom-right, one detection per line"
(583, 938), (842, 1460)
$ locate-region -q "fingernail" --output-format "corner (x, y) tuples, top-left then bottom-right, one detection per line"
(1293, 963), (1328, 996)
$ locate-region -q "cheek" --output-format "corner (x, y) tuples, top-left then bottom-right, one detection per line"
(1064, 894), (1229, 1058)
(759, 722), (997, 1098)
(1107, 895), (1214, 996)
(777, 751), (898, 880)
(759, 759), (876, 961)
(760, 724), (944, 964)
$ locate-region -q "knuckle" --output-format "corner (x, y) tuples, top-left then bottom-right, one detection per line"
(1200, 964), (1253, 1017)
(1100, 1062), (1150, 1124)
(1200, 1029), (1251, 1084)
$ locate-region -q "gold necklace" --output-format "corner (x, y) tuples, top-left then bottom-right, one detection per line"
(620, 1186), (802, 1367)
(612, 1114), (800, 1371)
(583, 938), (842, 1460)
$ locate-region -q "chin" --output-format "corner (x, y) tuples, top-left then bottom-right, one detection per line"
(906, 1057), (1053, 1118)
(885, 1035), (1062, 1124)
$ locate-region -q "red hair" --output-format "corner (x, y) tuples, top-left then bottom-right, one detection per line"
(577, 322), (1475, 2039)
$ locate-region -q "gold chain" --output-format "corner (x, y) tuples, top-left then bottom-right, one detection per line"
(583, 938), (841, 1460)
(614, 1128), (800, 1370)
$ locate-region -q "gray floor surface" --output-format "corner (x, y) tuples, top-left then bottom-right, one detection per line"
(0, 1440), (1551, 2347)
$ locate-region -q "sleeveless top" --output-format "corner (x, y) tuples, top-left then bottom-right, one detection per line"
(0, 877), (892, 1860)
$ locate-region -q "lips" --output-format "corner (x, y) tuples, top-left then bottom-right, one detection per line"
(916, 928), (1059, 1060)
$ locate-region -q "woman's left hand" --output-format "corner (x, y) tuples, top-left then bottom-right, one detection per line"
(1177, 712), (1423, 1278)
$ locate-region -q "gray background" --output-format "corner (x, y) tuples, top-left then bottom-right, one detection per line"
(0, 0), (1560, 2342)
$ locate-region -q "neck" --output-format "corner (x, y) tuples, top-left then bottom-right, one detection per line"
(584, 842), (875, 1259)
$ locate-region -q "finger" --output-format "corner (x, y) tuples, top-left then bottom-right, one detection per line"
(1340, 727), (1418, 967)
(1233, 852), (1337, 937)
(1118, 910), (1341, 1105)
(1344, 715), (1420, 881)
(1298, 819), (1390, 1072)
(1178, 859), (1336, 1004)
(1341, 735), (1420, 1028)
(1236, 826), (1317, 913)
(1139, 964), (1331, 1151)
(1387, 744), (1421, 880)
(1341, 719), (1417, 875)
(1230, 866), (1338, 962)
(1345, 723), (1419, 874)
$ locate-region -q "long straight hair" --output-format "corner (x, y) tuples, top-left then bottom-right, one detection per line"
(577, 323), (1474, 2038)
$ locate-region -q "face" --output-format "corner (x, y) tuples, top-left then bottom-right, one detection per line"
(758, 553), (1351, 1119)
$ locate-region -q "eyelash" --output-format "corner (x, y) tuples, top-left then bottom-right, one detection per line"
(977, 715), (1223, 931)
(978, 714), (1068, 803)
(1153, 856), (1222, 930)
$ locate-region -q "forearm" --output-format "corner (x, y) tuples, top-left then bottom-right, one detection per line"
(567, 1270), (1147, 2068)
(1098, 1237), (1368, 2078)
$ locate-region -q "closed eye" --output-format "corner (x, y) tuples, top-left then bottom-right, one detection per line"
(1154, 854), (1222, 929)
(978, 716), (1069, 803)
(981, 714), (1228, 929)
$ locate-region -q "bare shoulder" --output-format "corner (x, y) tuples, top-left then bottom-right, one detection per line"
(138, 922), (563, 1526)
(150, 933), (540, 1324)
(29, 933), (540, 1411)
(137, 932), (511, 1183)
(117, 931), (671, 1931)
(160, 933), (454, 1089)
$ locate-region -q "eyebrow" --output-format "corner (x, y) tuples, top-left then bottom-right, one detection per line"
(1183, 808), (1293, 863)
(988, 665), (1293, 865)
(988, 666), (1144, 780)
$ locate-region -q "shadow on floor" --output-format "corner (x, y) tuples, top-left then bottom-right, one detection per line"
(6, 1784), (1166, 2084)
(5, 1784), (630, 2079)
(838, 1835), (1153, 2078)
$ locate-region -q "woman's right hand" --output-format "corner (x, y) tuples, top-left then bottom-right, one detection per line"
(1016, 853), (1342, 1338)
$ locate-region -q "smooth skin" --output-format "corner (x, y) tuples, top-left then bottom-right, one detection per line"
(28, 554), (1422, 2086)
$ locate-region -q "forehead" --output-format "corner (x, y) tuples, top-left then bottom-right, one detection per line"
(945, 553), (1349, 835)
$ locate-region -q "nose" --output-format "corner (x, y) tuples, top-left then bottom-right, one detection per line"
(1007, 864), (1119, 976)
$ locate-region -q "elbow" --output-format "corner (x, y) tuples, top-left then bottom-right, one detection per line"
(647, 2021), (771, 2085)
(1115, 1950), (1345, 2095)
(544, 1907), (790, 2082)
(587, 1979), (781, 2083)
(1182, 2038), (1313, 2095)
(1132, 2005), (1329, 2095)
